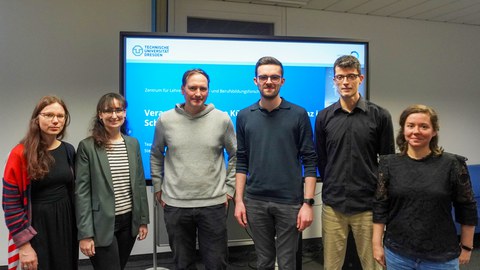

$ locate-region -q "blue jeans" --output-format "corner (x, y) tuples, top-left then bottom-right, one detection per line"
(385, 247), (459, 270)
(244, 197), (301, 270)
(163, 204), (228, 270)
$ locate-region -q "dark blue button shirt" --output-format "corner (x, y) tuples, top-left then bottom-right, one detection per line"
(236, 98), (317, 205)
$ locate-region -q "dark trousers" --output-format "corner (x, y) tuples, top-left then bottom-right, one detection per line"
(90, 212), (136, 270)
(163, 204), (228, 270)
(244, 197), (301, 270)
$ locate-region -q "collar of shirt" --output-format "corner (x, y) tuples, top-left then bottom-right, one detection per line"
(250, 97), (291, 112)
(333, 95), (368, 114)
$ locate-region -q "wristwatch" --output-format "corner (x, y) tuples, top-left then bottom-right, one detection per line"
(303, 198), (315, 206)
(461, 244), (473, 252)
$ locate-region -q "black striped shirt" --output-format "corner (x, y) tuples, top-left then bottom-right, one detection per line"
(106, 140), (133, 215)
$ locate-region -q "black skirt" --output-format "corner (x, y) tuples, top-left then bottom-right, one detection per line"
(31, 195), (78, 270)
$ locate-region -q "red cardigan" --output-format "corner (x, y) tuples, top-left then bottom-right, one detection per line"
(3, 144), (36, 270)
(2, 144), (37, 247)
(3, 142), (75, 270)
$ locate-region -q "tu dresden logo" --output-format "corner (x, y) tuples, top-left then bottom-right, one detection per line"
(132, 45), (143, 56)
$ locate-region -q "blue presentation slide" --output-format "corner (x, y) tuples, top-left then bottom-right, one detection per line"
(123, 36), (367, 179)
(126, 63), (365, 179)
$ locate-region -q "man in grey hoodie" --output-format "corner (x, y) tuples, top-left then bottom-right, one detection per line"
(150, 68), (236, 269)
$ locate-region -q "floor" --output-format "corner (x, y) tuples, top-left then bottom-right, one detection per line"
(78, 242), (324, 270)
(1, 238), (476, 269)
(76, 236), (480, 270)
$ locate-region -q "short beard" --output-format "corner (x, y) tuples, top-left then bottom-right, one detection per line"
(260, 91), (279, 100)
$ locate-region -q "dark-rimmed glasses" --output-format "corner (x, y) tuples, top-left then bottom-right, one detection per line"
(102, 108), (125, 116)
(333, 74), (361, 82)
(257, 75), (282, 83)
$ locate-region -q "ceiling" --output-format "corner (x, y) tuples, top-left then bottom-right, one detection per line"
(221, 0), (480, 26)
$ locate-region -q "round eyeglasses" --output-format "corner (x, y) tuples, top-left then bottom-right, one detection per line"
(39, 113), (66, 121)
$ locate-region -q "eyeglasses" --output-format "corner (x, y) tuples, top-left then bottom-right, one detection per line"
(102, 108), (125, 116)
(333, 74), (361, 82)
(257, 75), (282, 84)
(39, 113), (66, 121)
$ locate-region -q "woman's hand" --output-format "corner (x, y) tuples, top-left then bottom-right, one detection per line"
(372, 244), (386, 268)
(372, 223), (386, 268)
(137, 224), (148, 240)
(459, 249), (472, 264)
(80, 238), (96, 257)
(19, 242), (38, 270)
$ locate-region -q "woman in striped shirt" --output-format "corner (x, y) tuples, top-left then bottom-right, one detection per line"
(75, 93), (149, 270)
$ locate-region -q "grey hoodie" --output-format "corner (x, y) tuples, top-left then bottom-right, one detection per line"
(150, 103), (236, 207)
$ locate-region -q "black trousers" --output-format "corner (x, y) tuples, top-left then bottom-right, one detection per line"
(163, 204), (228, 270)
(90, 212), (136, 270)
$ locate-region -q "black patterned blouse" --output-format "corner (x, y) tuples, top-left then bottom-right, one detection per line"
(373, 152), (478, 262)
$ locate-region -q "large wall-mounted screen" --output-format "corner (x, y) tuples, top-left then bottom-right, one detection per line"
(120, 32), (368, 180)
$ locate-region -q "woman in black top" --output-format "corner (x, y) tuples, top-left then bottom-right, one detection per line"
(3, 95), (77, 270)
(372, 104), (477, 269)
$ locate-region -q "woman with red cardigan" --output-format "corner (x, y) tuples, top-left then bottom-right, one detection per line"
(2, 96), (77, 270)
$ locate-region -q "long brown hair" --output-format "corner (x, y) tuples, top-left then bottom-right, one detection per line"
(396, 104), (443, 156)
(91, 93), (127, 147)
(21, 95), (70, 180)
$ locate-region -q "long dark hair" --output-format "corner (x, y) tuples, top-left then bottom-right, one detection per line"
(396, 104), (443, 156)
(21, 95), (70, 180)
(91, 93), (127, 147)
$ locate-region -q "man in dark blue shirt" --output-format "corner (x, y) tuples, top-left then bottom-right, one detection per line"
(315, 55), (394, 270)
(234, 56), (317, 269)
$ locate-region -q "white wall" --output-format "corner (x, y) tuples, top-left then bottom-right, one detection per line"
(285, 8), (480, 164)
(1, 0), (480, 266)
